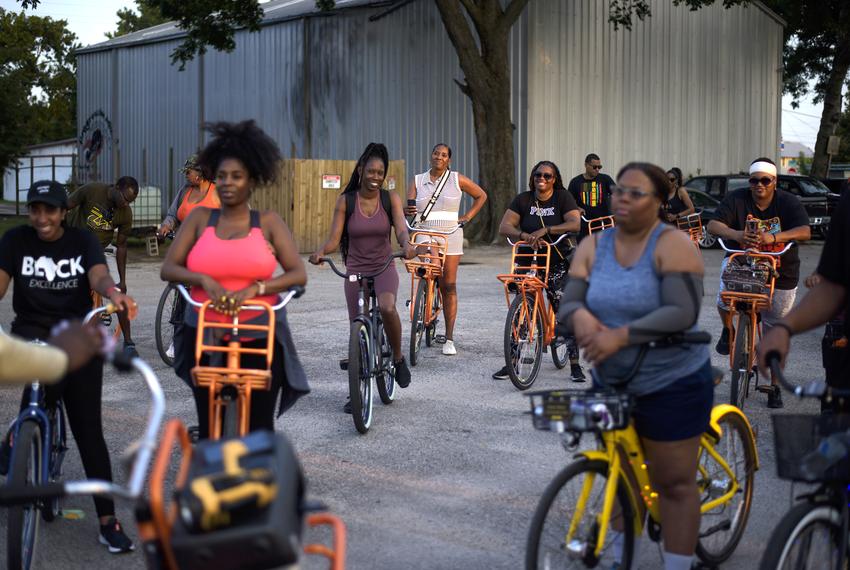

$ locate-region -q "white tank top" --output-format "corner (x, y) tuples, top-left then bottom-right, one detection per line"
(414, 170), (462, 222)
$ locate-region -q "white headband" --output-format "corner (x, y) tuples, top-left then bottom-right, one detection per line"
(749, 161), (777, 177)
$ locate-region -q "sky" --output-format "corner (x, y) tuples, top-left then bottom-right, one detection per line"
(0, 0), (832, 150)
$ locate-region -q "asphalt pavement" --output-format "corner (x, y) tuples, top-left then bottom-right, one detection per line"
(0, 240), (826, 569)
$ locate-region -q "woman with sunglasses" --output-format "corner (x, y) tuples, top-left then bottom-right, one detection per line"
(559, 162), (712, 570)
(403, 143), (487, 355)
(663, 167), (696, 223)
(157, 154), (220, 238)
(492, 161), (583, 381)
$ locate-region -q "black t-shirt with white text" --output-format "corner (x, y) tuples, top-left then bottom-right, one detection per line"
(508, 189), (579, 258)
(567, 173), (615, 224)
(714, 188), (809, 290)
(0, 225), (106, 338)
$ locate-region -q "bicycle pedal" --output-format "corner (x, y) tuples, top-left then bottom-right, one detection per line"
(755, 385), (774, 394)
(339, 358), (349, 371)
(521, 357), (535, 364)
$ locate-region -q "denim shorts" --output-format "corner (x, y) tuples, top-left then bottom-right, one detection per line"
(631, 360), (714, 442)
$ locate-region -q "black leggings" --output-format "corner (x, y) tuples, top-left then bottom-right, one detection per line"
(19, 358), (115, 518)
(547, 257), (580, 362)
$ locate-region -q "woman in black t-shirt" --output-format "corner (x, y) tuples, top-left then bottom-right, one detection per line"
(494, 161), (585, 381)
(0, 180), (138, 554)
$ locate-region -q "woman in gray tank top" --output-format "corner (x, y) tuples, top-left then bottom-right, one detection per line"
(559, 162), (712, 570)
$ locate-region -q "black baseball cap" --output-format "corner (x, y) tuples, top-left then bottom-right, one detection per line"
(26, 180), (68, 208)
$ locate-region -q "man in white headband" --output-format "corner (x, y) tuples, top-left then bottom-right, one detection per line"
(707, 157), (811, 408)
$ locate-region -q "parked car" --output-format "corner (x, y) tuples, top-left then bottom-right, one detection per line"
(821, 178), (848, 195)
(684, 188), (721, 248)
(684, 174), (834, 237)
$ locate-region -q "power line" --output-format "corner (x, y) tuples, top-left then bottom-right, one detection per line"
(782, 108), (823, 120)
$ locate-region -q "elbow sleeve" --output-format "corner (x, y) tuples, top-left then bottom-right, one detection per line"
(556, 278), (589, 334)
(628, 272), (703, 345)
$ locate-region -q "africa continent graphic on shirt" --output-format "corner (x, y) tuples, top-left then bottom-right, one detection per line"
(21, 254), (86, 291)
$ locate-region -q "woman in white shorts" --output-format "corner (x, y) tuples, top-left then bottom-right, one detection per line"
(405, 143), (487, 355)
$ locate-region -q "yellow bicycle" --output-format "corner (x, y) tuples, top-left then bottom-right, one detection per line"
(524, 333), (758, 569)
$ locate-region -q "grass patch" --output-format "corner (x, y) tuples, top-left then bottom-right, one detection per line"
(0, 216), (27, 237)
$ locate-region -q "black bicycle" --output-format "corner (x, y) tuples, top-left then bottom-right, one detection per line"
(320, 255), (403, 434)
(154, 231), (180, 367)
(759, 353), (850, 570)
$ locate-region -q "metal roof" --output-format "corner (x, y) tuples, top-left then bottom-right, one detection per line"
(781, 141), (814, 158)
(76, 0), (390, 54)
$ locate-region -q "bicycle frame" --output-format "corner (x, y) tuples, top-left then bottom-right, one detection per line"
(571, 405), (758, 558)
(10, 383), (65, 491)
(404, 230), (448, 327)
(676, 212), (704, 249)
(90, 290), (123, 341)
(582, 215), (616, 234)
(352, 273), (383, 378)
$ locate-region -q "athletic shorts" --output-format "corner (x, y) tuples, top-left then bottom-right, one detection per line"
(343, 263), (399, 321)
(716, 258), (797, 327)
(631, 360), (714, 442)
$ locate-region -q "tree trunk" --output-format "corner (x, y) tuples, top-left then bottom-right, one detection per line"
(811, 40), (850, 178)
(433, 0), (529, 243)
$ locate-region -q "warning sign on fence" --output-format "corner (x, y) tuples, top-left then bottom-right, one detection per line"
(322, 174), (341, 190)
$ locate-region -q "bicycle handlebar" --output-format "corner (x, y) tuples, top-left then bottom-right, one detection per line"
(604, 331), (712, 388)
(174, 283), (304, 312)
(766, 351), (850, 399)
(717, 238), (794, 257)
(506, 233), (569, 248)
(319, 254), (404, 281)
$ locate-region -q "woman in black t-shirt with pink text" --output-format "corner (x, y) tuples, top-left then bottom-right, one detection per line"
(493, 161), (584, 381)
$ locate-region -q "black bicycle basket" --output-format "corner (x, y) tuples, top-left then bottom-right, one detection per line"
(526, 390), (632, 432)
(772, 413), (850, 483)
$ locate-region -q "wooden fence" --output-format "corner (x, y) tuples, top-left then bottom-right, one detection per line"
(253, 159), (406, 253)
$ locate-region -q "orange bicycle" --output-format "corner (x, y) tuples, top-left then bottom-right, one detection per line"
(581, 214), (616, 234)
(718, 238), (792, 409)
(175, 284), (303, 440)
(676, 212), (704, 250)
(496, 234), (571, 390)
(403, 221), (463, 366)
(91, 290), (124, 341)
(0, 353), (346, 570)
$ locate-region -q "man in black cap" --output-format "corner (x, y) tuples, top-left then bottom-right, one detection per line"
(67, 176), (139, 355)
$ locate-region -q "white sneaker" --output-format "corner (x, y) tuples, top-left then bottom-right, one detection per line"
(442, 340), (457, 356)
(165, 342), (175, 359)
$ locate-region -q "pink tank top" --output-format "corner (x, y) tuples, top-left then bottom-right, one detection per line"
(187, 210), (277, 322)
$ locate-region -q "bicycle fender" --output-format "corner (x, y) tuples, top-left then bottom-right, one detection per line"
(709, 405), (760, 470)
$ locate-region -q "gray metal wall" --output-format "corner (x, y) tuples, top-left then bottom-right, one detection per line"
(525, 0), (783, 180)
(77, 0), (528, 205)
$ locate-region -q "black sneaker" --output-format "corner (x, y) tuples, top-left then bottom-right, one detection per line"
(395, 358), (411, 388)
(123, 342), (139, 358)
(767, 386), (784, 409)
(99, 517), (135, 554)
(492, 366), (510, 380)
(570, 364), (586, 383)
(343, 398), (352, 414)
(715, 328), (731, 356)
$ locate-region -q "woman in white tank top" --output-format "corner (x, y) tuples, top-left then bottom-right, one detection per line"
(404, 143), (487, 356)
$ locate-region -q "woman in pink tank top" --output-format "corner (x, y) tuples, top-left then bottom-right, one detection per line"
(310, 143), (416, 411)
(161, 120), (309, 439)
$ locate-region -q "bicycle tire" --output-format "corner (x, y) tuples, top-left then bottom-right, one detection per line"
(550, 337), (569, 369)
(376, 321), (396, 405)
(41, 406), (66, 523)
(221, 399), (239, 439)
(409, 280), (426, 366)
(425, 280), (441, 347)
(7, 420), (42, 570)
(504, 294), (543, 390)
(155, 283), (179, 367)
(348, 321), (373, 434)
(729, 317), (751, 409)
(696, 409), (756, 564)
(526, 459), (635, 570)
(758, 501), (847, 570)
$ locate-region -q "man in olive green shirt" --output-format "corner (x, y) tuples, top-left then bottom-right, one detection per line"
(67, 176), (139, 355)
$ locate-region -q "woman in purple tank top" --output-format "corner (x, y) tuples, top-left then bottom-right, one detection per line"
(310, 144), (416, 411)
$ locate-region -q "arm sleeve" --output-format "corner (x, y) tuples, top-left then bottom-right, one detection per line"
(83, 230), (107, 267)
(507, 192), (524, 214)
(556, 278), (589, 335)
(713, 193), (738, 228)
(0, 333), (68, 384)
(163, 184), (187, 227)
(817, 193), (850, 286)
(627, 272), (704, 344)
(116, 208), (133, 241)
(567, 178), (580, 203)
(558, 188), (579, 214)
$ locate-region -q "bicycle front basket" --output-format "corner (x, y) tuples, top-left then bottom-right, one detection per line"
(526, 390), (631, 433)
(772, 413), (850, 483)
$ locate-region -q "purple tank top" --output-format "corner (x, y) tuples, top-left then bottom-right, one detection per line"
(346, 194), (393, 273)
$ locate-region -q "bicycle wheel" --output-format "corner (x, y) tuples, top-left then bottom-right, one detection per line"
(376, 321), (396, 405)
(504, 294), (543, 390)
(221, 399), (239, 439)
(758, 502), (847, 570)
(526, 459), (634, 570)
(409, 280), (426, 366)
(348, 321), (373, 434)
(729, 317), (751, 409)
(155, 283), (179, 366)
(551, 337), (569, 369)
(696, 409), (756, 564)
(425, 280), (442, 347)
(7, 420), (43, 570)
(41, 405), (66, 522)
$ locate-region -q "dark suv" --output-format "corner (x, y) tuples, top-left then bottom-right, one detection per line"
(684, 174), (834, 236)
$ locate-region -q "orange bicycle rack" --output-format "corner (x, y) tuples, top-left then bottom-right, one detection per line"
(677, 212), (704, 249)
(496, 239), (557, 345)
(404, 231), (448, 321)
(583, 214), (616, 234)
(146, 419), (347, 570)
(191, 300), (276, 440)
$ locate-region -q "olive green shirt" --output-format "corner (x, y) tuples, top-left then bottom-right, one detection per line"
(67, 183), (133, 248)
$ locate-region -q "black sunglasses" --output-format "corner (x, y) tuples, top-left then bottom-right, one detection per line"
(612, 186), (652, 199)
(749, 176), (774, 187)
(589, 165), (603, 170)
(668, 177), (677, 183)
(533, 172), (554, 180)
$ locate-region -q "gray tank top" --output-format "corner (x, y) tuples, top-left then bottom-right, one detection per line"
(586, 223), (709, 395)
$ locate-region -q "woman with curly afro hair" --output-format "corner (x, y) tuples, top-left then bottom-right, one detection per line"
(161, 120), (310, 439)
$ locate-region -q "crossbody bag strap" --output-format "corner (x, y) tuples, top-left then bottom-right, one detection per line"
(535, 199), (564, 260)
(416, 169), (451, 224)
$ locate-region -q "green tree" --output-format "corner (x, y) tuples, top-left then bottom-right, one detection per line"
(833, 94), (850, 164)
(106, 1), (168, 39)
(0, 7), (78, 172)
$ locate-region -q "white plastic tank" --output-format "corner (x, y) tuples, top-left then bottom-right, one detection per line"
(131, 185), (162, 228)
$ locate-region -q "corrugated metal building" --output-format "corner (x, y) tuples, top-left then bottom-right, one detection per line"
(75, 0), (783, 206)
